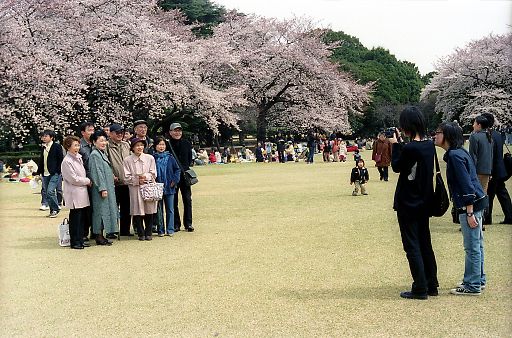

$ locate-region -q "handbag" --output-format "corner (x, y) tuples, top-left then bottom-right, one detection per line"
(140, 178), (164, 201)
(58, 218), (71, 247)
(169, 143), (199, 186)
(374, 153), (382, 162)
(430, 150), (450, 217)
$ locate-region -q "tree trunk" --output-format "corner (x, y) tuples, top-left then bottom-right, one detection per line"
(256, 107), (268, 144)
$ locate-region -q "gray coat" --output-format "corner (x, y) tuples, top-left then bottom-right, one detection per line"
(88, 148), (118, 234)
(469, 130), (493, 175)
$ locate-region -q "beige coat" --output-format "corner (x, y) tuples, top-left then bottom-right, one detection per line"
(61, 153), (91, 209)
(123, 153), (157, 215)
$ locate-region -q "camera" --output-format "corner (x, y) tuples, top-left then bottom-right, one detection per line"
(384, 127), (396, 138)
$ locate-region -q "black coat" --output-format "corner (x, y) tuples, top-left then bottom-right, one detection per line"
(491, 130), (507, 180)
(169, 137), (192, 171)
(391, 140), (434, 215)
(37, 142), (64, 175)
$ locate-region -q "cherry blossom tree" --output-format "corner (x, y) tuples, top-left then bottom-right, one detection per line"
(421, 33), (512, 126)
(208, 14), (372, 141)
(0, 0), (245, 142)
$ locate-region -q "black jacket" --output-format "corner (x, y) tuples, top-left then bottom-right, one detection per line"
(350, 167), (369, 183)
(37, 142), (64, 176)
(491, 130), (507, 180)
(391, 140), (434, 215)
(169, 137), (192, 171)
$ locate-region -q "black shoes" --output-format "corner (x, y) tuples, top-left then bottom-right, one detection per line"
(185, 226), (195, 232)
(82, 242), (91, 248)
(95, 238), (112, 246)
(106, 233), (118, 239)
(71, 245), (84, 249)
(400, 291), (428, 300)
(427, 289), (439, 296)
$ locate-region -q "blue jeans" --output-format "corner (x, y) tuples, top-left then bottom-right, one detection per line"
(42, 174), (61, 212)
(41, 175), (63, 206)
(459, 210), (486, 291)
(156, 194), (175, 234)
(307, 147), (315, 163)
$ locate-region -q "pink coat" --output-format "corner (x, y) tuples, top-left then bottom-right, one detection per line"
(61, 153), (91, 209)
(123, 153), (157, 215)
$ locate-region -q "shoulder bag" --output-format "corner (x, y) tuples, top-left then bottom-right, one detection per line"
(431, 149), (450, 217)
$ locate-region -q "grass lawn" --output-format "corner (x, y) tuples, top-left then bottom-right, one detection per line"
(1, 150), (511, 337)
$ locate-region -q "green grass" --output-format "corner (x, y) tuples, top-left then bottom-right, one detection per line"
(1, 151), (511, 337)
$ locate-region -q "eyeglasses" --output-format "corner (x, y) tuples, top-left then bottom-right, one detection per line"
(435, 131), (443, 134)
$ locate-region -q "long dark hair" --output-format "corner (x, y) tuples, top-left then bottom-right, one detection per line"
(399, 106), (426, 139)
(438, 122), (464, 149)
(474, 115), (492, 144)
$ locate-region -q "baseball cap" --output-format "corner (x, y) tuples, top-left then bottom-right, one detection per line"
(169, 123), (182, 130)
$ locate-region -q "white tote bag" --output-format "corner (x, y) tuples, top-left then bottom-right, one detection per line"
(58, 218), (71, 247)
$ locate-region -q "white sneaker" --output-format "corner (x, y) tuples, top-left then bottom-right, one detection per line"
(39, 205), (49, 211)
(48, 211), (59, 218)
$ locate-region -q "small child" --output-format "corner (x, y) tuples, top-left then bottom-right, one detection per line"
(353, 149), (362, 163)
(350, 159), (369, 196)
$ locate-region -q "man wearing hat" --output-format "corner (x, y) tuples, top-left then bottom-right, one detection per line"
(106, 123), (133, 237)
(133, 120), (153, 154)
(168, 122), (194, 232)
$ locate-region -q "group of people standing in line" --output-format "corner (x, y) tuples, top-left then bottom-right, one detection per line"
(38, 121), (195, 249)
(391, 107), (511, 299)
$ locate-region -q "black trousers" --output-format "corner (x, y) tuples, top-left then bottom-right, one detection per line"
(377, 166), (389, 180)
(485, 177), (512, 223)
(69, 208), (86, 247)
(133, 214), (154, 237)
(397, 211), (438, 294)
(115, 185), (132, 235)
(174, 179), (192, 230)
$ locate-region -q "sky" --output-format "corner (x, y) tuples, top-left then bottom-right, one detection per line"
(212, 0), (512, 75)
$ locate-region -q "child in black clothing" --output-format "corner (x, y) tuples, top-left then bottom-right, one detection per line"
(353, 149), (362, 163)
(350, 159), (369, 195)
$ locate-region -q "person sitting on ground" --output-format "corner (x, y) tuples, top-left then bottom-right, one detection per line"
(209, 149), (217, 164)
(286, 142), (295, 162)
(222, 147), (231, 163)
(215, 148), (222, 163)
(196, 149), (208, 165)
(350, 159), (369, 196)
(19, 160), (38, 180)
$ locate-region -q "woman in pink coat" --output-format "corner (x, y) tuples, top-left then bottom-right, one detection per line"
(61, 136), (92, 249)
(123, 138), (158, 241)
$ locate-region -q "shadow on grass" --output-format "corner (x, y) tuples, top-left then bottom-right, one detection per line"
(11, 236), (62, 250)
(276, 285), (400, 301)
